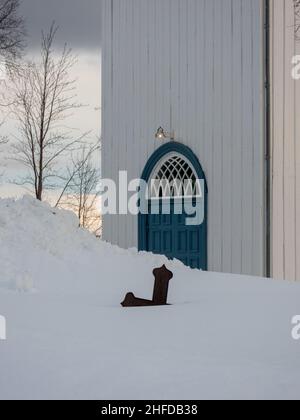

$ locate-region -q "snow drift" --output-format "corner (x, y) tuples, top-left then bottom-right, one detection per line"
(0, 196), (300, 400)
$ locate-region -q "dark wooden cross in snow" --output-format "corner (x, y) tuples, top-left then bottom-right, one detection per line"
(121, 265), (173, 307)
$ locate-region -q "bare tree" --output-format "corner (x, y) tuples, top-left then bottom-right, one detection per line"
(55, 142), (101, 236)
(0, 0), (25, 65)
(0, 129), (7, 146)
(0, 0), (25, 138)
(0, 116), (8, 147)
(9, 23), (84, 201)
(0, 123), (7, 179)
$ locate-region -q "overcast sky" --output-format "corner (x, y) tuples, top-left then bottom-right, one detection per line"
(21, 0), (102, 49)
(0, 0), (102, 197)
(20, 0), (102, 114)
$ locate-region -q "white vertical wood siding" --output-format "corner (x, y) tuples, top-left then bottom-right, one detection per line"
(270, 0), (300, 281)
(101, 0), (265, 276)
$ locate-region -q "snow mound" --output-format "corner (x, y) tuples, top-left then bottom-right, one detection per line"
(0, 196), (300, 400)
(0, 196), (95, 290)
(0, 196), (181, 294)
(0, 195), (95, 257)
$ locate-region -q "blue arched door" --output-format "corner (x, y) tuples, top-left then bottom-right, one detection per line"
(139, 143), (208, 270)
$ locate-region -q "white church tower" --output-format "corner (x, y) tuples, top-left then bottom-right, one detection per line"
(101, 0), (300, 281)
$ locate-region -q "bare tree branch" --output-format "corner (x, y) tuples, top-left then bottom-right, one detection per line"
(0, 128), (7, 146)
(0, 0), (25, 71)
(9, 23), (86, 200)
(56, 141), (102, 236)
(0, 0), (25, 147)
(0, 120), (8, 179)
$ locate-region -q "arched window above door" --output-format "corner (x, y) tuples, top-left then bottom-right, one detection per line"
(149, 153), (200, 199)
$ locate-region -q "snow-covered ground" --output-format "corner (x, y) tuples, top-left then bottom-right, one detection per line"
(0, 196), (300, 400)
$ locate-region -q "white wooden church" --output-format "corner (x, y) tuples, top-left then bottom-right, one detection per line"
(101, 0), (300, 281)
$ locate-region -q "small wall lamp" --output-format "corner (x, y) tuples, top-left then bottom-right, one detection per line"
(155, 127), (175, 141)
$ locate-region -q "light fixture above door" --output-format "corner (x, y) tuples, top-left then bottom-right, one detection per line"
(155, 127), (175, 141)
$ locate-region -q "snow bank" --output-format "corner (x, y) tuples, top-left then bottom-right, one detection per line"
(0, 195), (183, 295)
(0, 196), (300, 400)
(0, 196), (96, 291)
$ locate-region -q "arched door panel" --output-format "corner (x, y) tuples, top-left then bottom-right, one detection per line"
(139, 143), (208, 271)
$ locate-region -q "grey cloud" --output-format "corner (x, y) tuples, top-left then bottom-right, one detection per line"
(21, 0), (102, 50)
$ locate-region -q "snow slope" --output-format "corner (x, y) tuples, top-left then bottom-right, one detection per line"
(0, 196), (300, 400)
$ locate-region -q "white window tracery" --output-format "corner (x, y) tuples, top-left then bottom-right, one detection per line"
(149, 153), (202, 199)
